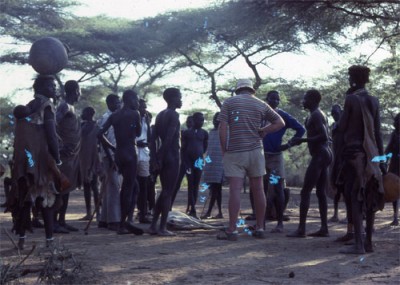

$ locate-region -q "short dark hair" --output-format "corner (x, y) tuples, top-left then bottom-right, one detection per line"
(106, 94), (119, 106)
(348, 65), (370, 85)
(266, 90), (279, 100)
(305, 89), (321, 104)
(32, 75), (55, 93)
(193, 112), (204, 120)
(331, 104), (342, 112)
(64, 80), (79, 94)
(122, 89), (138, 104)
(82, 106), (95, 118)
(163, 88), (180, 102)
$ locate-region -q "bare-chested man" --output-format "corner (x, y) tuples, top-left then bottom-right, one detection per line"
(338, 65), (385, 254)
(287, 89), (332, 238)
(98, 90), (143, 235)
(149, 87), (182, 236)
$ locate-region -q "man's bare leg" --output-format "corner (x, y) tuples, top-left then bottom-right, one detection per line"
(227, 177), (243, 233)
(249, 176), (266, 230)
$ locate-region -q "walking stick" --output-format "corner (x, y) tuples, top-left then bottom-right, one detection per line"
(84, 141), (114, 235)
(83, 178), (106, 235)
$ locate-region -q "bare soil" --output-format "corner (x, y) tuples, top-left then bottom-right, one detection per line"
(1, 186), (399, 284)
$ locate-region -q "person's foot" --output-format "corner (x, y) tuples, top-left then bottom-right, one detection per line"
(200, 213), (211, 219)
(79, 215), (91, 221)
(98, 221), (108, 229)
(328, 216), (339, 223)
(125, 222), (144, 235)
(46, 238), (54, 248)
(188, 211), (198, 219)
(146, 226), (158, 235)
(62, 223), (79, 232)
(17, 237), (25, 250)
(390, 219), (399, 226)
(335, 232), (354, 242)
(253, 229), (266, 239)
(32, 218), (44, 228)
(107, 223), (119, 231)
(364, 241), (374, 253)
(286, 229), (306, 238)
(213, 213), (224, 219)
(282, 215), (290, 222)
(217, 229), (239, 241)
(54, 225), (69, 234)
(307, 229), (329, 237)
(340, 245), (365, 254)
(271, 225), (284, 233)
(117, 226), (131, 235)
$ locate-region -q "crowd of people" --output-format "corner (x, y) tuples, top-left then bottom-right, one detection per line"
(2, 65), (399, 255)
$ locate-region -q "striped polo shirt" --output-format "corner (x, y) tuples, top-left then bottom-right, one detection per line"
(219, 92), (280, 152)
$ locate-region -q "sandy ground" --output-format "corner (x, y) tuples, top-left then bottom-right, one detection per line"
(0, 185), (399, 285)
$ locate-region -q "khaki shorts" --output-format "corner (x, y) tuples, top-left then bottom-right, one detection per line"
(265, 152), (285, 178)
(137, 160), (150, 177)
(223, 148), (266, 178)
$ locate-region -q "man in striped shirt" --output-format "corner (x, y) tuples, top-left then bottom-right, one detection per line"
(217, 79), (285, 241)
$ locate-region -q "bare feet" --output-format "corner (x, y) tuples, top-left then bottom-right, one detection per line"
(364, 241), (374, 253)
(271, 225), (284, 233)
(117, 227), (131, 235)
(125, 222), (144, 235)
(146, 227), (158, 235)
(334, 232), (354, 242)
(340, 245), (365, 254)
(200, 213), (211, 220)
(213, 213), (224, 219)
(286, 229), (306, 238)
(308, 229), (329, 237)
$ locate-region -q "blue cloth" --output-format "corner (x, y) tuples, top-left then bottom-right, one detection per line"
(263, 109), (305, 153)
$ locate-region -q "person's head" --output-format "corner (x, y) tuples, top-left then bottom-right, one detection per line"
(192, 112), (204, 129)
(64, 80), (80, 104)
(266, 90), (280, 109)
(303, 89), (321, 110)
(348, 65), (370, 88)
(394, 113), (400, 133)
(81, 106), (95, 121)
(331, 104), (342, 122)
(234, 78), (255, 95)
(106, 94), (121, 112)
(163, 88), (182, 109)
(33, 75), (56, 99)
(186, 115), (194, 129)
(213, 112), (220, 129)
(13, 105), (30, 119)
(139, 98), (147, 117)
(122, 89), (139, 110)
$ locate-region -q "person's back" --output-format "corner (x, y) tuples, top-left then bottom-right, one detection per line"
(222, 94), (275, 152)
(154, 108), (180, 154)
(112, 107), (141, 151)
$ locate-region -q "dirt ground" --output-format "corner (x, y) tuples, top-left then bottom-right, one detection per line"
(1, 185), (399, 285)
